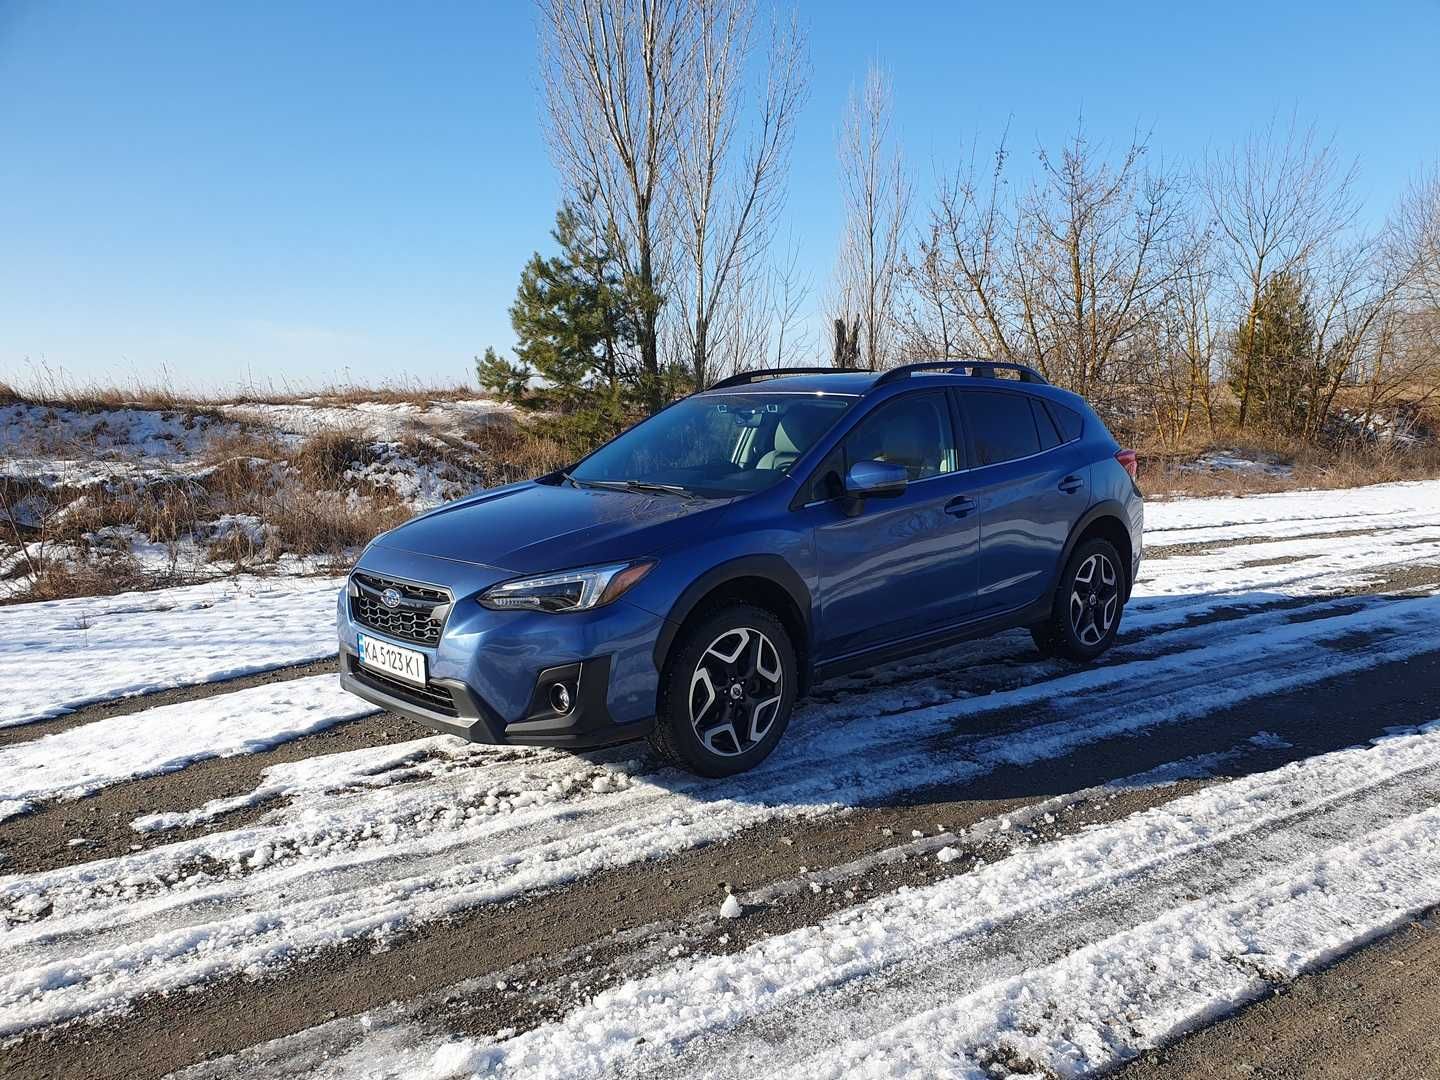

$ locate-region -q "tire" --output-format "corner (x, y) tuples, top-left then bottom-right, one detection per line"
(1040, 537), (1125, 662)
(649, 603), (798, 778)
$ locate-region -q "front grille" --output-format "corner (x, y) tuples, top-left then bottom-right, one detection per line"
(349, 658), (460, 717)
(350, 571), (451, 646)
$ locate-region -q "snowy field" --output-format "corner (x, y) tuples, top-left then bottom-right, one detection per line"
(0, 396), (516, 598)
(2, 480), (1440, 1079)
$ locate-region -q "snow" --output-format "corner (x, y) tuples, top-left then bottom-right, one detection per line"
(214, 398), (514, 444)
(4, 590), (1438, 1037)
(1181, 449), (1294, 478)
(368, 723), (1440, 1079)
(1143, 478), (1440, 544)
(0, 402), (238, 461)
(782, 808), (1440, 1079)
(0, 576), (343, 728)
(0, 676), (377, 816)
(4, 477), (1440, 1064)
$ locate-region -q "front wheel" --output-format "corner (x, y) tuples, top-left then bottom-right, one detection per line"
(650, 604), (797, 777)
(1039, 538), (1125, 662)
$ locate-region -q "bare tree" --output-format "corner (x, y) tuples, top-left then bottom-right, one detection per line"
(769, 232), (813, 367)
(673, 3), (807, 388)
(539, 0), (692, 412)
(907, 125), (1191, 413)
(906, 136), (1020, 362)
(1141, 218), (1221, 444)
(1203, 117), (1360, 427)
(834, 64), (911, 370)
(1353, 166), (1440, 433)
(1021, 126), (1190, 394)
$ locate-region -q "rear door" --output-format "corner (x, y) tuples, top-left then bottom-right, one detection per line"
(800, 390), (980, 662)
(955, 389), (1090, 616)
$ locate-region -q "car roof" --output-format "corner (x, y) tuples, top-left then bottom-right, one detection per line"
(698, 371), (881, 396)
(696, 368), (1086, 404)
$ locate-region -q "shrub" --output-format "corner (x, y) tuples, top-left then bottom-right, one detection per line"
(263, 491), (413, 560)
(288, 429), (377, 488)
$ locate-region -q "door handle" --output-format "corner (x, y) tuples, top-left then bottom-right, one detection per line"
(944, 496), (976, 518)
(1059, 475), (1084, 494)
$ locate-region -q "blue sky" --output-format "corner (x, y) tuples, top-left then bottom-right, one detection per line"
(1, 0), (1436, 392)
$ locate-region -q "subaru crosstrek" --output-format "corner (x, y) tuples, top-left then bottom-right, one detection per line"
(337, 361), (1143, 776)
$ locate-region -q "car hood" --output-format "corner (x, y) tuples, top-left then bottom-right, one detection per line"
(371, 480), (734, 574)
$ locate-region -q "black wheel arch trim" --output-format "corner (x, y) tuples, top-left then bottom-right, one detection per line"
(652, 554), (813, 689)
(1055, 500), (1136, 602)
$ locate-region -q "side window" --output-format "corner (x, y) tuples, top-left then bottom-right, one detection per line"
(964, 391), (1042, 466)
(842, 392), (959, 481)
(1047, 401), (1084, 443)
(1032, 398), (1061, 451)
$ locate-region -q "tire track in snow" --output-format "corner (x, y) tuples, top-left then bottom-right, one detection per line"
(0, 586), (1416, 949)
(0, 657), (338, 751)
(771, 805), (1440, 1080)
(3, 594), (1440, 1038)
(0, 677), (380, 823)
(628, 736), (1440, 1077)
(310, 724), (1440, 1080)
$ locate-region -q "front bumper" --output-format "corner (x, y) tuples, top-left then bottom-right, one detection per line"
(339, 648), (654, 749)
(336, 547), (663, 750)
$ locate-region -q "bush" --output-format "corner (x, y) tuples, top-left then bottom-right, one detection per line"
(263, 491), (413, 560)
(289, 429), (376, 487)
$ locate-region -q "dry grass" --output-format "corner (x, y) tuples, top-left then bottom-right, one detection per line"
(467, 421), (574, 485)
(2, 369), (483, 411)
(16, 554), (154, 603)
(263, 491), (412, 559)
(287, 429), (376, 487)
(1139, 431), (1440, 499)
(0, 376), (204, 414)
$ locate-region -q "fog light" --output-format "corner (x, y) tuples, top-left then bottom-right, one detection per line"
(549, 682), (574, 714)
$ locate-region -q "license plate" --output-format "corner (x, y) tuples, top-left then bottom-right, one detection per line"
(357, 633), (427, 687)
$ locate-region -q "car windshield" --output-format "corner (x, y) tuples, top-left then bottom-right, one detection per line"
(567, 392), (856, 498)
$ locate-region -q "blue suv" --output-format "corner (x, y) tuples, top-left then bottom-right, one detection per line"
(337, 362), (1143, 776)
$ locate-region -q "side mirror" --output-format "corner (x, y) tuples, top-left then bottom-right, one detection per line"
(845, 460), (908, 501)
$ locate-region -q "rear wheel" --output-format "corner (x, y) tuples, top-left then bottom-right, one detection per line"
(1037, 538), (1125, 662)
(650, 603), (797, 777)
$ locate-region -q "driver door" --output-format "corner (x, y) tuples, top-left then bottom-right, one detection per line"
(799, 390), (979, 663)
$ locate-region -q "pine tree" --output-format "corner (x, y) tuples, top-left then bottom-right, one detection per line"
(509, 206), (634, 415)
(1231, 271), (1317, 436)
(474, 347), (531, 404)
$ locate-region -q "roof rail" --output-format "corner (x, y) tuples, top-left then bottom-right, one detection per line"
(709, 366), (868, 390)
(874, 359), (1048, 386)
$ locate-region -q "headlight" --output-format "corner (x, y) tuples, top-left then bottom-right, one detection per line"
(478, 560), (655, 613)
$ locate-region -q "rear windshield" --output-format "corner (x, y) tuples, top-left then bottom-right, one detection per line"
(569, 393), (856, 497)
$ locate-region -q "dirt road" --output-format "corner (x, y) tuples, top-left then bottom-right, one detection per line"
(3, 481), (1440, 1079)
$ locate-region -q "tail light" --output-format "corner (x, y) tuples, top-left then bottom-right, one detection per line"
(1115, 449), (1138, 480)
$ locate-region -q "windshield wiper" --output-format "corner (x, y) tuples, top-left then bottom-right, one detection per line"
(563, 475), (700, 500)
(619, 480), (701, 500)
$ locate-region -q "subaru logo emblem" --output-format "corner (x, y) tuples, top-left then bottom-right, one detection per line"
(381, 587), (402, 609)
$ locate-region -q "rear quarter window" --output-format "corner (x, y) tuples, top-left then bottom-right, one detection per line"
(1046, 401), (1085, 442)
(1031, 399), (1061, 450)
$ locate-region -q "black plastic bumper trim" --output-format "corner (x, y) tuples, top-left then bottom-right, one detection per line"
(337, 649), (653, 750)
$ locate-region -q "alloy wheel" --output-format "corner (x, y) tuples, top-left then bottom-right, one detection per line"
(1068, 552), (1119, 647)
(688, 627), (785, 757)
